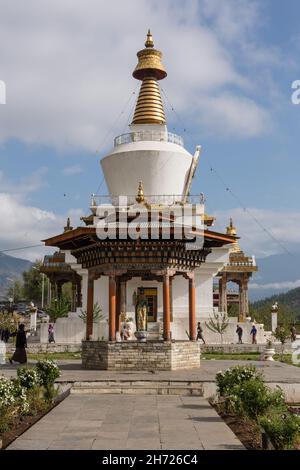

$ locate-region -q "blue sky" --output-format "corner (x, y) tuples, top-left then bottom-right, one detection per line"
(0, 0), (300, 265)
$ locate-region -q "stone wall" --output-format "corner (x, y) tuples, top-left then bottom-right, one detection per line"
(82, 340), (200, 371)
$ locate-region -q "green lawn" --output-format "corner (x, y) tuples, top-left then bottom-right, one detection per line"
(201, 352), (300, 367)
(201, 352), (261, 361)
(6, 351), (82, 361)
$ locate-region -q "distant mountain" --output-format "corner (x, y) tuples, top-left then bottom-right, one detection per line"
(0, 253), (32, 298)
(252, 287), (300, 315)
(249, 253), (300, 301)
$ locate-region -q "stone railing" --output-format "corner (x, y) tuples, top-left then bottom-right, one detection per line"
(114, 131), (184, 147)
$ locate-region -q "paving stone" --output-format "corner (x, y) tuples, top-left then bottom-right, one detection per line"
(8, 439), (52, 450)
(6, 392), (244, 451)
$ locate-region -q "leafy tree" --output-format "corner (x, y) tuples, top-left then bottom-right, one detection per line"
(45, 297), (70, 322)
(227, 303), (239, 317)
(6, 279), (24, 303)
(273, 324), (290, 361)
(79, 302), (103, 323)
(22, 260), (47, 305)
(249, 302), (296, 330)
(206, 310), (229, 344)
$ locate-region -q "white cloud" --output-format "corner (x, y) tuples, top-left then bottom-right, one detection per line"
(62, 165), (83, 176)
(0, 0), (274, 151)
(0, 191), (84, 261)
(250, 279), (300, 290)
(196, 93), (271, 138)
(212, 207), (300, 258)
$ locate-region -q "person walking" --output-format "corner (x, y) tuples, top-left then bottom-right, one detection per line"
(9, 324), (28, 364)
(48, 324), (55, 343)
(236, 325), (243, 344)
(250, 324), (257, 344)
(290, 325), (297, 342)
(196, 322), (206, 344)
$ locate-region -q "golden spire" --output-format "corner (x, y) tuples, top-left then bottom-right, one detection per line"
(136, 181), (145, 204)
(145, 29), (154, 48)
(131, 31), (167, 125)
(226, 218), (241, 252)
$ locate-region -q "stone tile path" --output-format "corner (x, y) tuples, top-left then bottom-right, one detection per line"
(2, 359), (300, 383)
(7, 394), (244, 450)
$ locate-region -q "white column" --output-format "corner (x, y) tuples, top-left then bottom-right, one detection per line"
(271, 312), (278, 332)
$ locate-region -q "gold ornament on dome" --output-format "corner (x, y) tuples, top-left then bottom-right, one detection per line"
(131, 30), (167, 125)
(136, 181), (145, 204)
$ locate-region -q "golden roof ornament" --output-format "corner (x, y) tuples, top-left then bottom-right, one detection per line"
(136, 181), (145, 204)
(144, 29), (154, 48)
(131, 30), (167, 125)
(64, 217), (73, 233)
(226, 218), (236, 236)
(226, 218), (241, 252)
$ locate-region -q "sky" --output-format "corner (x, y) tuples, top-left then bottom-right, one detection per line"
(0, 0), (300, 270)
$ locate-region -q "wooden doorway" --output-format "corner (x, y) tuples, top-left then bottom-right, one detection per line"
(138, 287), (157, 322)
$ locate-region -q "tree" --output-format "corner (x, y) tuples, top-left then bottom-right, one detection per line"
(79, 302), (103, 323)
(45, 297), (70, 322)
(273, 324), (290, 361)
(206, 310), (229, 344)
(22, 260), (48, 305)
(250, 301), (297, 330)
(6, 279), (24, 303)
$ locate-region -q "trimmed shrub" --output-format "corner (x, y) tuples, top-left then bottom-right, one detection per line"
(235, 380), (286, 419)
(0, 376), (16, 409)
(216, 365), (262, 397)
(260, 412), (300, 450)
(36, 359), (60, 403)
(17, 367), (41, 389)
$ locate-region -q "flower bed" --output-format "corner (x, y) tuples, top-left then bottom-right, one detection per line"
(0, 360), (61, 450)
(213, 365), (300, 450)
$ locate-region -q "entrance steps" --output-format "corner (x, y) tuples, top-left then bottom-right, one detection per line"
(70, 380), (207, 396)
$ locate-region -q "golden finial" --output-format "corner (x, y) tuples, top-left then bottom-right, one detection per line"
(226, 218), (241, 252)
(145, 29), (154, 48)
(131, 31), (167, 125)
(136, 181), (145, 204)
(133, 30), (167, 81)
(64, 217), (73, 233)
(226, 218), (236, 237)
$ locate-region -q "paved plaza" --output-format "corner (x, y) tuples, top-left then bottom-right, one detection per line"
(2, 359), (300, 384)
(7, 394), (244, 450)
(2, 359), (299, 450)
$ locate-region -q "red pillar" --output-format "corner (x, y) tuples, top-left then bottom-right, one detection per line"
(116, 278), (121, 334)
(189, 276), (196, 341)
(86, 275), (94, 340)
(163, 274), (171, 341)
(109, 275), (116, 341)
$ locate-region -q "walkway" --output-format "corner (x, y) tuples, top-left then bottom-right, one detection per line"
(2, 359), (300, 384)
(7, 394), (244, 450)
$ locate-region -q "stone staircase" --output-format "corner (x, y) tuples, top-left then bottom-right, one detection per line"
(70, 380), (207, 396)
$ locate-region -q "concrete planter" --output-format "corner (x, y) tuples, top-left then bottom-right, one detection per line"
(264, 347), (276, 361)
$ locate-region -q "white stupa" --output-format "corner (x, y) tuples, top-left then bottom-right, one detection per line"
(101, 30), (195, 204)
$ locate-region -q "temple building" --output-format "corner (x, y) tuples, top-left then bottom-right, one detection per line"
(41, 32), (263, 365)
(215, 219), (258, 323)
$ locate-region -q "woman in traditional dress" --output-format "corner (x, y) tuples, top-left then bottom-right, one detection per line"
(9, 323), (28, 364)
